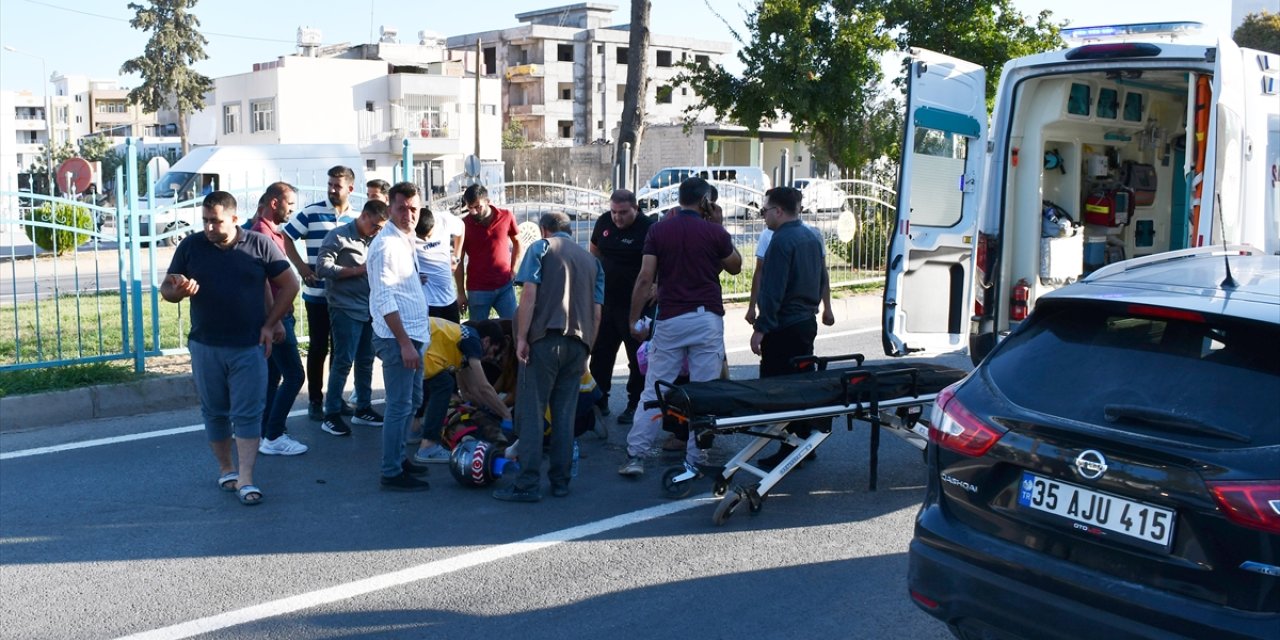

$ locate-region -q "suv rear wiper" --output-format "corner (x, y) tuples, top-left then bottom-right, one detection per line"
(1104, 404), (1251, 443)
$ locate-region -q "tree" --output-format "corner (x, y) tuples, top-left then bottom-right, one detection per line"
(880, 0), (1063, 108)
(1234, 11), (1280, 54)
(676, 1), (897, 172)
(614, 0), (651, 189)
(119, 0), (213, 155)
(26, 141), (76, 175)
(77, 135), (113, 163)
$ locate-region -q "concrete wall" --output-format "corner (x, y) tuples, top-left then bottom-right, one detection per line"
(503, 144), (614, 187)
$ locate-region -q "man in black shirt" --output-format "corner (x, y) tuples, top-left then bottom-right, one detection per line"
(588, 189), (654, 424)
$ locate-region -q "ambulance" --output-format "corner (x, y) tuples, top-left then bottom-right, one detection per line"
(883, 22), (1280, 364)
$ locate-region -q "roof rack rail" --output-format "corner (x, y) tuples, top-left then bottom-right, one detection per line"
(1083, 245), (1259, 281)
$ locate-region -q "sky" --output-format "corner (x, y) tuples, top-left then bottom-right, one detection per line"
(0, 0), (1237, 94)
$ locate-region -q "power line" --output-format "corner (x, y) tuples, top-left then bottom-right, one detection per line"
(21, 0), (301, 44)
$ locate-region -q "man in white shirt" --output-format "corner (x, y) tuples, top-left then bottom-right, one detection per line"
(414, 205), (464, 322)
(367, 182), (432, 491)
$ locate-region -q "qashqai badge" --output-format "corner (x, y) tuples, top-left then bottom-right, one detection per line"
(1074, 449), (1108, 480)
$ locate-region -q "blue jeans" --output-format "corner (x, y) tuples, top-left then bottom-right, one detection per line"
(512, 334), (588, 491)
(466, 281), (516, 321)
(421, 371), (458, 444)
(262, 314), (305, 440)
(189, 339), (267, 441)
(326, 308), (374, 416)
(373, 336), (424, 478)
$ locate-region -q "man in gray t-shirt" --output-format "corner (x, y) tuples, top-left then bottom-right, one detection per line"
(315, 199), (390, 435)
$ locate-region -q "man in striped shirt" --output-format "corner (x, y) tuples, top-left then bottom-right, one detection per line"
(368, 182), (433, 491)
(283, 165), (360, 423)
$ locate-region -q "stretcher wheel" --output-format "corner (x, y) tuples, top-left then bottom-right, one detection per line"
(746, 486), (765, 514)
(713, 490), (745, 526)
(661, 466), (694, 499)
(712, 478), (728, 497)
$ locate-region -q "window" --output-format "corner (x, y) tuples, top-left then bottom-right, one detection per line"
(251, 98), (275, 132)
(1097, 88), (1119, 119)
(616, 47), (628, 64)
(75, 115), (82, 123)
(681, 87), (688, 96)
(365, 101), (375, 112)
(483, 47), (496, 75)
(75, 95), (82, 102)
(26, 131), (37, 142)
(1123, 92), (1144, 122)
(365, 159), (376, 171)
(656, 85), (673, 104)
(97, 101), (127, 114)
(695, 54), (710, 65)
(596, 44), (604, 54)
(557, 43), (574, 62)
(558, 83), (573, 101)
(908, 126), (970, 228)
(482, 104), (496, 115)
(617, 84), (627, 102)
(558, 120), (573, 139)
(656, 50), (673, 67)
(223, 103), (240, 135)
(1067, 83), (1091, 116)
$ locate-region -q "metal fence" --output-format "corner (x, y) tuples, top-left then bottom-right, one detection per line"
(2, 139), (896, 373)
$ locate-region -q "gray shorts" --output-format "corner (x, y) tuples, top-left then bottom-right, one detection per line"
(189, 339), (268, 441)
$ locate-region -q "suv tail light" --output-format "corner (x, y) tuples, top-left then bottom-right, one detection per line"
(929, 386), (1007, 457)
(1208, 481), (1280, 534)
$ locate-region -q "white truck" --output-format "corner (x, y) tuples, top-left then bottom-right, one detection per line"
(134, 144), (364, 245)
(884, 22), (1280, 364)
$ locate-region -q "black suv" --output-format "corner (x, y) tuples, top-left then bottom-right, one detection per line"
(908, 248), (1279, 639)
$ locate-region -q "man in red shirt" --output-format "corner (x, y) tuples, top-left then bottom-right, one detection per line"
(455, 184), (520, 321)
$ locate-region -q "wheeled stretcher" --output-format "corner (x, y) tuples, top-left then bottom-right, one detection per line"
(651, 354), (966, 525)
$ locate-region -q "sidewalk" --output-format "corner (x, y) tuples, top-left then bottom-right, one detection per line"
(0, 295), (886, 433)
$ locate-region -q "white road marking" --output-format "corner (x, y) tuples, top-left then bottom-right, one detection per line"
(114, 496), (709, 640)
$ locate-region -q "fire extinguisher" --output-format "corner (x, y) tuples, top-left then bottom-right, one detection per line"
(1011, 278), (1030, 322)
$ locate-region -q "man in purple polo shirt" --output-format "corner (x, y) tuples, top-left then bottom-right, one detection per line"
(618, 177), (742, 477)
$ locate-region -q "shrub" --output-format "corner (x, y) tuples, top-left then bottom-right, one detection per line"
(22, 202), (92, 255)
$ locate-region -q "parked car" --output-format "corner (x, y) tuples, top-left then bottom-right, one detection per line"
(792, 177), (847, 214)
(909, 246), (1280, 640)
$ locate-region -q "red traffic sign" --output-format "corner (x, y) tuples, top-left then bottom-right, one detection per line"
(56, 157), (93, 195)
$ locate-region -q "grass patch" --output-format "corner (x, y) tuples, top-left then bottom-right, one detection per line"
(0, 361), (141, 397)
(1, 290), (190, 367)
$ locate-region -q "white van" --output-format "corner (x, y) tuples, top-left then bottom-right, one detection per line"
(884, 22), (1280, 364)
(636, 165), (771, 216)
(135, 144), (364, 245)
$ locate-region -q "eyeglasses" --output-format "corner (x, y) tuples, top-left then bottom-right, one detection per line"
(759, 205), (779, 218)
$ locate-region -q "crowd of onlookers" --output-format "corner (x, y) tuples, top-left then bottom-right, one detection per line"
(162, 165), (831, 505)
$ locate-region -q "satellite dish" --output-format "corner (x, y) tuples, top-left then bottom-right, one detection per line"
(56, 157), (93, 195)
(146, 156), (171, 179)
(463, 155), (481, 178)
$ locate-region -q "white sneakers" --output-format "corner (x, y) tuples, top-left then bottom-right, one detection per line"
(258, 434), (309, 456)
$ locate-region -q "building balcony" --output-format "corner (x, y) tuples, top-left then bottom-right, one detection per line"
(12, 117), (46, 131)
(388, 128), (465, 156)
(505, 64), (544, 82)
(508, 103), (546, 116)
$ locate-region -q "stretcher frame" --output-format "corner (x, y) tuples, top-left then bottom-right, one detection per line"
(651, 354), (962, 525)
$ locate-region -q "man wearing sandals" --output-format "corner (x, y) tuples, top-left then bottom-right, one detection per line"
(162, 191), (299, 506)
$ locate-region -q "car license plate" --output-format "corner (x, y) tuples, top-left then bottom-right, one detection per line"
(1017, 472), (1174, 549)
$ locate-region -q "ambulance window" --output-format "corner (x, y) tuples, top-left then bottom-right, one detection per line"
(1068, 83), (1091, 116)
(1097, 88), (1119, 119)
(909, 126), (969, 227)
(1123, 92), (1144, 122)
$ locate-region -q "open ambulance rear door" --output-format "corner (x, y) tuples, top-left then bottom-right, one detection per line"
(1192, 37), (1245, 247)
(883, 49), (987, 357)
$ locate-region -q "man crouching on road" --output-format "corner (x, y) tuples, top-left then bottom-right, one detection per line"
(161, 191), (299, 506)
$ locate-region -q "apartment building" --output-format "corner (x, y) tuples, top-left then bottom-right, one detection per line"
(190, 28), (501, 190)
(447, 2), (731, 146)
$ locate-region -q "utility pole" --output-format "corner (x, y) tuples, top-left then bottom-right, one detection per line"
(474, 38), (482, 158)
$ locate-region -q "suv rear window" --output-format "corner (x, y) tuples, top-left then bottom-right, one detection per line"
(986, 301), (1280, 447)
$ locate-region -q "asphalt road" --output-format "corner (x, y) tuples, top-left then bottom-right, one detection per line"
(0, 301), (967, 640)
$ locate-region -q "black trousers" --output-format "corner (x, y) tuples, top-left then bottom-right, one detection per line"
(304, 300), (331, 404)
(760, 316), (820, 436)
(589, 304), (644, 409)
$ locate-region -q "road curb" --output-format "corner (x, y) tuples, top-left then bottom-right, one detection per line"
(0, 373), (199, 432)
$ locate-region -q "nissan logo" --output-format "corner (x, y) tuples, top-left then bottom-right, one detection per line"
(1074, 449), (1108, 480)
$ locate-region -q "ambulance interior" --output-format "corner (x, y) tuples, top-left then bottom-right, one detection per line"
(1003, 69), (1198, 296)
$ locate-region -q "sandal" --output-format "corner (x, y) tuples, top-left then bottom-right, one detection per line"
(237, 484), (264, 506)
(218, 472), (239, 492)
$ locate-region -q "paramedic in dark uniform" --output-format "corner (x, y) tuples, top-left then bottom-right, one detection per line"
(750, 186), (829, 468)
(588, 189), (654, 425)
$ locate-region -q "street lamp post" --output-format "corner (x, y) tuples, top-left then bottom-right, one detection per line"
(4, 45), (54, 195)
